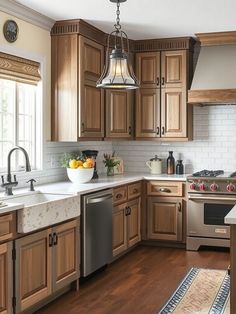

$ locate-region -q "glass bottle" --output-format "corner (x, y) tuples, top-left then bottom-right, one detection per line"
(176, 160), (184, 175)
(167, 151), (175, 175)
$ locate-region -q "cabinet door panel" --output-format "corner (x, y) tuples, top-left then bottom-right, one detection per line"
(80, 36), (104, 81)
(136, 89), (160, 138)
(53, 220), (79, 292)
(15, 229), (52, 313)
(0, 242), (12, 314)
(80, 81), (104, 138)
(127, 198), (141, 248)
(147, 198), (183, 241)
(136, 52), (160, 88)
(161, 88), (187, 138)
(161, 50), (186, 88)
(112, 204), (127, 257)
(51, 35), (78, 141)
(106, 90), (133, 138)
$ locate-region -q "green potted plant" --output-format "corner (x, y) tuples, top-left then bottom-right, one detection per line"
(103, 152), (120, 176)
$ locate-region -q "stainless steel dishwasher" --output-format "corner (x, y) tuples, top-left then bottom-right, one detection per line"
(81, 189), (113, 277)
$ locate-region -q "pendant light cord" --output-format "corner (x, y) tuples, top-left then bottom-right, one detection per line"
(114, 1), (121, 32)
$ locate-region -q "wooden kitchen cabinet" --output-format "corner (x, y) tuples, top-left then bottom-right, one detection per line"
(15, 219), (80, 313)
(136, 88), (161, 138)
(146, 180), (185, 242)
(147, 197), (183, 241)
(105, 90), (133, 139)
(112, 182), (142, 257)
(0, 213), (15, 243)
(127, 198), (141, 248)
(161, 50), (186, 88)
(136, 52), (161, 88)
(51, 34), (104, 141)
(135, 49), (192, 140)
(0, 242), (13, 314)
(15, 229), (52, 313)
(53, 220), (80, 292)
(112, 203), (128, 257)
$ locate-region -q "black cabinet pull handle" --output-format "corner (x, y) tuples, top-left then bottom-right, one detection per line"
(162, 127), (165, 135)
(156, 127), (160, 135)
(178, 203), (182, 212)
(128, 206), (131, 215)
(53, 232), (58, 246)
(161, 77), (165, 85)
(49, 234), (53, 247)
(81, 122), (85, 133)
(125, 206), (129, 216)
(156, 77), (160, 86)
(129, 126), (132, 135)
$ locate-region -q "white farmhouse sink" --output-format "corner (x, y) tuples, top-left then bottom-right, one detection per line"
(6, 192), (71, 206)
(5, 192), (80, 233)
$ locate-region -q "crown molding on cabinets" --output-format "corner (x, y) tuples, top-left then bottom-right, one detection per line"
(0, 0), (54, 31)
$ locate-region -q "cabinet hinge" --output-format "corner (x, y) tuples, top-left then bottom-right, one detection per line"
(12, 296), (16, 308)
(12, 248), (16, 260)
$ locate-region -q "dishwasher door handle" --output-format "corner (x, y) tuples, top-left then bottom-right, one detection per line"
(86, 194), (113, 204)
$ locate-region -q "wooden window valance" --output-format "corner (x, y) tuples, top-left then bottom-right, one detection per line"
(0, 52), (41, 85)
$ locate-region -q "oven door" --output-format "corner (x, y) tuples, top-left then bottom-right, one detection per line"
(187, 194), (236, 239)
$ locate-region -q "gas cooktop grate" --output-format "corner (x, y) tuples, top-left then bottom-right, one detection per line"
(192, 170), (224, 177)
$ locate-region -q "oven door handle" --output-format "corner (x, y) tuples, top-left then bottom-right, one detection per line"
(188, 195), (236, 202)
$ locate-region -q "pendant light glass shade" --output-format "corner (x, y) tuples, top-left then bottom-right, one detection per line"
(97, 0), (139, 90)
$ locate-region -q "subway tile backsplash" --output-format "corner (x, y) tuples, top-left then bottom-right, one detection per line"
(1, 105), (235, 192)
(113, 105), (236, 174)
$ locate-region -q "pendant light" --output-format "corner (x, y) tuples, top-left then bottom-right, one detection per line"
(97, 0), (139, 90)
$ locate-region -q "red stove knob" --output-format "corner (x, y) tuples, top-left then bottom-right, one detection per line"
(210, 183), (218, 192)
(199, 183), (207, 191)
(227, 183), (235, 192)
(190, 183), (196, 190)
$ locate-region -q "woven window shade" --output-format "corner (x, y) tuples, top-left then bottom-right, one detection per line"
(0, 52), (41, 85)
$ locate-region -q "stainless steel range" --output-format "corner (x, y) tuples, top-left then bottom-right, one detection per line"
(187, 170), (236, 251)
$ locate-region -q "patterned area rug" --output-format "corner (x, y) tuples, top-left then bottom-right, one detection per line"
(158, 268), (230, 314)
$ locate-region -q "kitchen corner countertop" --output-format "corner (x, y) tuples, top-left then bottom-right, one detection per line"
(225, 205), (236, 224)
(30, 173), (188, 196)
(0, 202), (24, 214)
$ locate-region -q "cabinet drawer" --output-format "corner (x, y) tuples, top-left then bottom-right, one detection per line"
(128, 182), (142, 199)
(147, 181), (183, 197)
(0, 213), (15, 242)
(113, 186), (127, 204)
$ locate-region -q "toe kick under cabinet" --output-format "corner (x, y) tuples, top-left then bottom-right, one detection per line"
(146, 181), (186, 242)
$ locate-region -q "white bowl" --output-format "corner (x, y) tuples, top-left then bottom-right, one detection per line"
(67, 167), (94, 184)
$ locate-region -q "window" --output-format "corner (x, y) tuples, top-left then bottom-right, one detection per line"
(0, 52), (41, 173)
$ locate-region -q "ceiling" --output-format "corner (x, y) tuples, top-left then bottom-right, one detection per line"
(15, 0), (236, 39)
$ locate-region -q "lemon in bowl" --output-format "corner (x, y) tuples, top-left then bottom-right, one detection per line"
(67, 159), (94, 184)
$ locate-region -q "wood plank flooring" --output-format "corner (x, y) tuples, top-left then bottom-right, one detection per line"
(36, 246), (230, 314)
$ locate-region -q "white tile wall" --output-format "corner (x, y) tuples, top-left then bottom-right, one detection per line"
(113, 105), (236, 174)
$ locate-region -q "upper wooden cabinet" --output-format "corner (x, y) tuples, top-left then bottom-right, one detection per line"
(161, 50), (187, 88)
(135, 49), (192, 140)
(136, 52), (161, 88)
(51, 34), (104, 141)
(106, 90), (133, 139)
(136, 88), (160, 138)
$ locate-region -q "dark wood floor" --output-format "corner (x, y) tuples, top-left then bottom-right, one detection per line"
(37, 246), (230, 314)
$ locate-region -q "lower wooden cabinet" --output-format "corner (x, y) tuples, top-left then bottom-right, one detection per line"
(112, 198), (141, 257)
(0, 242), (13, 314)
(147, 197), (183, 242)
(15, 219), (79, 313)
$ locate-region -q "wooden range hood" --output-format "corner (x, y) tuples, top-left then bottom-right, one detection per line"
(188, 31), (236, 105)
